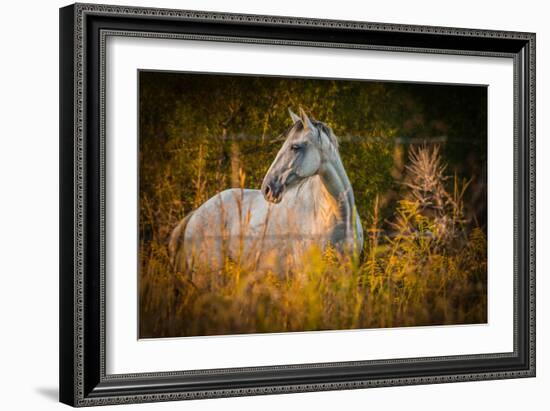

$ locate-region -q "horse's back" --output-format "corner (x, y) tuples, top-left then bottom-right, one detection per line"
(186, 188), (267, 237)
(177, 189), (268, 272)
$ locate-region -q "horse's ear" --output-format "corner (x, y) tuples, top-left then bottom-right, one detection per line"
(299, 107), (315, 131)
(288, 108), (301, 124)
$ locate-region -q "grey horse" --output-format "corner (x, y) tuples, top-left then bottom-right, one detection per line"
(169, 108), (363, 276)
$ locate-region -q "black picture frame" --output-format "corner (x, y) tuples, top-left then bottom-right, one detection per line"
(59, 3), (536, 407)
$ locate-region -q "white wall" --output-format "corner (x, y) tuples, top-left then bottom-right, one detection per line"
(0, 0), (546, 409)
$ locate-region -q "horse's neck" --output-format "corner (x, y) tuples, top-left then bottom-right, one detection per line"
(284, 153), (355, 242)
(304, 176), (341, 229)
(318, 155), (355, 239)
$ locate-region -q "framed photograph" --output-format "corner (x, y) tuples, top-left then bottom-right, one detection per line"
(59, 3), (535, 407)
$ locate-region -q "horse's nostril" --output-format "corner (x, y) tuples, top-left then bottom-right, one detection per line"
(264, 186), (271, 196)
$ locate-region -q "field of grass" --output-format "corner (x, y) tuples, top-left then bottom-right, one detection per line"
(139, 146), (487, 338)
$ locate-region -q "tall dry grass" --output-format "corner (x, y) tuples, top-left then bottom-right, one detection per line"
(139, 145), (486, 338)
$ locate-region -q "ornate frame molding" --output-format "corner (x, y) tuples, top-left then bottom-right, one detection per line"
(60, 3), (535, 407)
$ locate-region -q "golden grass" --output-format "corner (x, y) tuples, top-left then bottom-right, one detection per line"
(139, 146), (487, 338)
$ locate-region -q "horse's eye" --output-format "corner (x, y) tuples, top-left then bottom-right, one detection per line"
(291, 144), (303, 151)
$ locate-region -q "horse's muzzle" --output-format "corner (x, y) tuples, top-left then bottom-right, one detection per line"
(263, 180), (283, 204)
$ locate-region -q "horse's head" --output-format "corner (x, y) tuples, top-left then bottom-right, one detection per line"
(261, 108), (336, 204)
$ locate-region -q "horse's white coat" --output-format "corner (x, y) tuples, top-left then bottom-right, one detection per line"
(170, 110), (363, 275)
